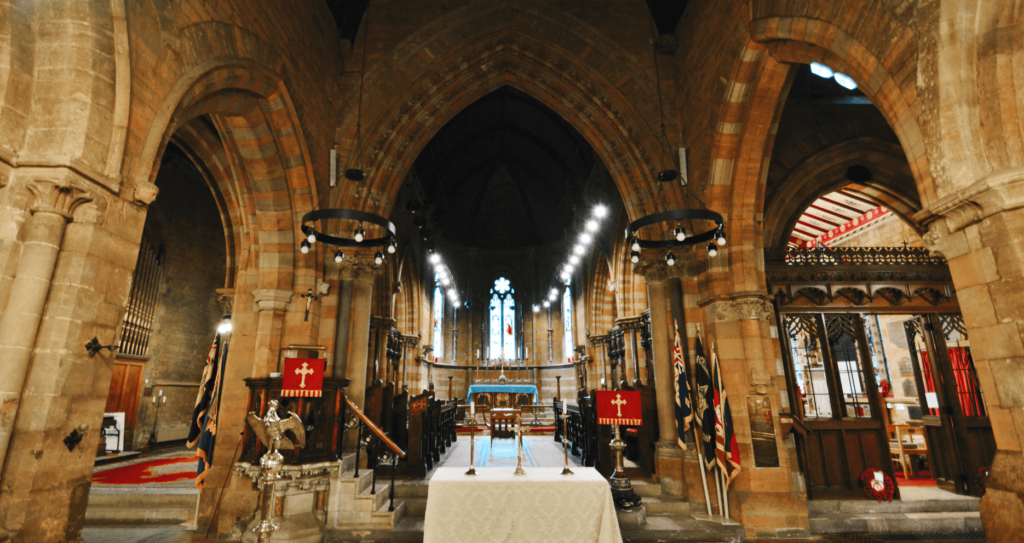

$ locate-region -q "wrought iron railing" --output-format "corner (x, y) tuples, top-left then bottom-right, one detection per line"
(765, 247), (946, 267)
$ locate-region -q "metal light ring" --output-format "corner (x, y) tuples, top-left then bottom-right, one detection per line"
(625, 209), (723, 249)
(300, 209), (396, 248)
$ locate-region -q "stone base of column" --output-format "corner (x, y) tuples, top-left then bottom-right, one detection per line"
(980, 451), (1024, 541)
(727, 476), (810, 540)
(655, 440), (685, 498)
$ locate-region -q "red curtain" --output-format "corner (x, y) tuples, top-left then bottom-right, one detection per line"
(948, 348), (984, 417)
(918, 352), (940, 417)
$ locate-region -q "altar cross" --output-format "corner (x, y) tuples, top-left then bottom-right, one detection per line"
(612, 393), (627, 417)
(295, 362), (314, 388)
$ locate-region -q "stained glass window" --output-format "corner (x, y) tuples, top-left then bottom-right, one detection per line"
(433, 274), (443, 360)
(563, 284), (574, 363)
(489, 277), (516, 360)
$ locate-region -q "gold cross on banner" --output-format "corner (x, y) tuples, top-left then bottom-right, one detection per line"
(296, 362), (314, 388)
(612, 393), (627, 417)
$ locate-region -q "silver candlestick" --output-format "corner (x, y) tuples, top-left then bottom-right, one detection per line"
(466, 408), (477, 476)
(513, 414), (526, 476)
(560, 412), (574, 475)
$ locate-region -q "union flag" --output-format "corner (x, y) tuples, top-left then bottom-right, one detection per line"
(672, 322), (692, 450)
(712, 346), (741, 487)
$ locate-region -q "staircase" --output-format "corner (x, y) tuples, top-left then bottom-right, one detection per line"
(329, 454), (406, 531)
(809, 493), (982, 535)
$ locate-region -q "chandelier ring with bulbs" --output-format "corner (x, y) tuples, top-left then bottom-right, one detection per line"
(299, 209), (397, 265)
(625, 209), (727, 264)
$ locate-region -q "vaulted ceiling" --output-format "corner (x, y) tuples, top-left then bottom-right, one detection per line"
(411, 86), (598, 249)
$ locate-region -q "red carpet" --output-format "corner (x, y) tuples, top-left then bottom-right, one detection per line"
(895, 469), (936, 487)
(456, 427), (484, 434)
(93, 453), (196, 486)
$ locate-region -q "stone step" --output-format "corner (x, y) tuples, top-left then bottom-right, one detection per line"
(631, 480), (661, 498)
(809, 497), (980, 516)
(621, 514), (745, 542)
(370, 499), (407, 530)
(809, 511), (983, 534)
(85, 492), (197, 525)
(356, 481), (394, 512)
(393, 479), (430, 499)
(640, 496), (690, 515)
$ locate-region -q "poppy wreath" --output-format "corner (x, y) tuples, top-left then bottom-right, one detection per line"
(860, 468), (895, 501)
(878, 379), (891, 398)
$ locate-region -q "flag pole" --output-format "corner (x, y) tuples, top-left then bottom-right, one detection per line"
(711, 340), (731, 521)
(714, 463), (725, 518)
(723, 467), (731, 519)
(692, 323), (713, 516)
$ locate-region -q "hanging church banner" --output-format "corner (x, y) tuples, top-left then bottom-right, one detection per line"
(596, 390), (642, 426)
(283, 358), (325, 397)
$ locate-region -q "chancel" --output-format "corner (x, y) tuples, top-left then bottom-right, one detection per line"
(0, 1), (1021, 543)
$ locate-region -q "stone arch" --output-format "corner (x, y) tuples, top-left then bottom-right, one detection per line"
(332, 2), (675, 225)
(394, 253), (421, 335)
(587, 255), (615, 336)
(706, 10), (933, 293)
(764, 138), (923, 248)
(134, 62), (319, 292)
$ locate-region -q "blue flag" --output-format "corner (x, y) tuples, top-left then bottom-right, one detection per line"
(187, 334), (228, 490)
(672, 322), (693, 450)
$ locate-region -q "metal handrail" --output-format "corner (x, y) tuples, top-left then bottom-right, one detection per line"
(345, 397), (406, 458)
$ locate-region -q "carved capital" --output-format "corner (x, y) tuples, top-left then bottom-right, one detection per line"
(615, 315), (645, 332)
(252, 288), (293, 312)
(400, 334), (421, 348)
(588, 334), (609, 347)
(26, 178), (93, 219)
(216, 288), (235, 317)
(706, 295), (774, 322)
(370, 315), (397, 331)
(926, 164), (1024, 234)
(338, 257), (382, 282)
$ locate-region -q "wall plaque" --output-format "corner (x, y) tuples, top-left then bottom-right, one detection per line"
(747, 396), (780, 468)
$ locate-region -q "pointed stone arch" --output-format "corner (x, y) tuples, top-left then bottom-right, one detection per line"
(332, 2), (677, 224)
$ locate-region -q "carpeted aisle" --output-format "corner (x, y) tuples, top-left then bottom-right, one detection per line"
(92, 450), (199, 493)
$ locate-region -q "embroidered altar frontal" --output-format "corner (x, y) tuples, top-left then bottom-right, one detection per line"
(282, 358), (325, 397)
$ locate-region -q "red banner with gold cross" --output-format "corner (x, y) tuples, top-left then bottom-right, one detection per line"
(282, 358), (325, 397)
(595, 390), (642, 426)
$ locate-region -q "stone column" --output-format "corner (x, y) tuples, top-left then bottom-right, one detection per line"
(925, 195), (1024, 540)
(634, 258), (685, 497)
(0, 177), (91, 476)
(701, 293), (807, 534)
(334, 258), (379, 448)
(251, 288), (292, 376)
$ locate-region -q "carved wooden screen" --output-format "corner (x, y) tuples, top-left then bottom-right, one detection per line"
(118, 235), (164, 357)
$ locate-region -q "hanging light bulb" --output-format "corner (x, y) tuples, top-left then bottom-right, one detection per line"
(593, 205), (608, 218)
(307, 229), (317, 244)
(441, 276), (450, 286)
(560, 271), (570, 282)
(533, 305), (540, 313)
(300, 240), (311, 254)
(573, 244), (585, 255)
(543, 301), (550, 308)
(429, 253), (441, 264)
(387, 238), (397, 254)
(569, 255), (580, 265)
(716, 229), (727, 246)
(630, 237), (641, 252)
(354, 226), (365, 243)
(579, 232), (592, 244)
(630, 250), (640, 264)
(334, 250), (344, 264)
(707, 242), (718, 257)
(585, 220), (598, 232)
(564, 264), (574, 274)
(665, 252), (676, 266)
(374, 250), (384, 265)
(447, 289), (456, 298)
(674, 226), (686, 242)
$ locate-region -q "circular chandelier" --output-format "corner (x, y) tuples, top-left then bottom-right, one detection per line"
(625, 180), (726, 266)
(300, 209), (397, 265)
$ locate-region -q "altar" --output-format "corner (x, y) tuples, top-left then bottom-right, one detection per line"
(467, 384), (538, 407)
(423, 467), (622, 543)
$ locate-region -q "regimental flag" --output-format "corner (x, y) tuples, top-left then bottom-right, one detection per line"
(693, 334), (717, 471)
(672, 321), (693, 450)
(187, 334), (228, 490)
(712, 346), (742, 487)
(282, 358), (325, 398)
(595, 390), (642, 426)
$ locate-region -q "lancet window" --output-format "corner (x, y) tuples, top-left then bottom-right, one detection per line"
(433, 274), (444, 360)
(563, 284), (574, 363)
(489, 277), (515, 360)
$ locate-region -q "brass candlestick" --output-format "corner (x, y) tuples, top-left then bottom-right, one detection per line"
(560, 412), (573, 475)
(465, 408), (477, 476)
(513, 414), (526, 476)
(608, 423), (642, 510)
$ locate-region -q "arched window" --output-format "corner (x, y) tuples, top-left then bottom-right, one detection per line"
(489, 277), (516, 360)
(433, 274), (444, 360)
(563, 283), (574, 363)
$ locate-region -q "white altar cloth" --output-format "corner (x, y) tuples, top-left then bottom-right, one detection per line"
(423, 467), (622, 543)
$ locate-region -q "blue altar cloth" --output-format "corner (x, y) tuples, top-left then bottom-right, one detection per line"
(467, 385), (539, 404)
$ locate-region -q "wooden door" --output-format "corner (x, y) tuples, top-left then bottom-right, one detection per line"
(781, 313), (896, 500)
(905, 315), (995, 496)
(104, 360), (145, 450)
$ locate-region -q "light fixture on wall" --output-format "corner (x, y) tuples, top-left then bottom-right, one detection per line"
(429, 251), (460, 305)
(217, 316), (233, 334)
